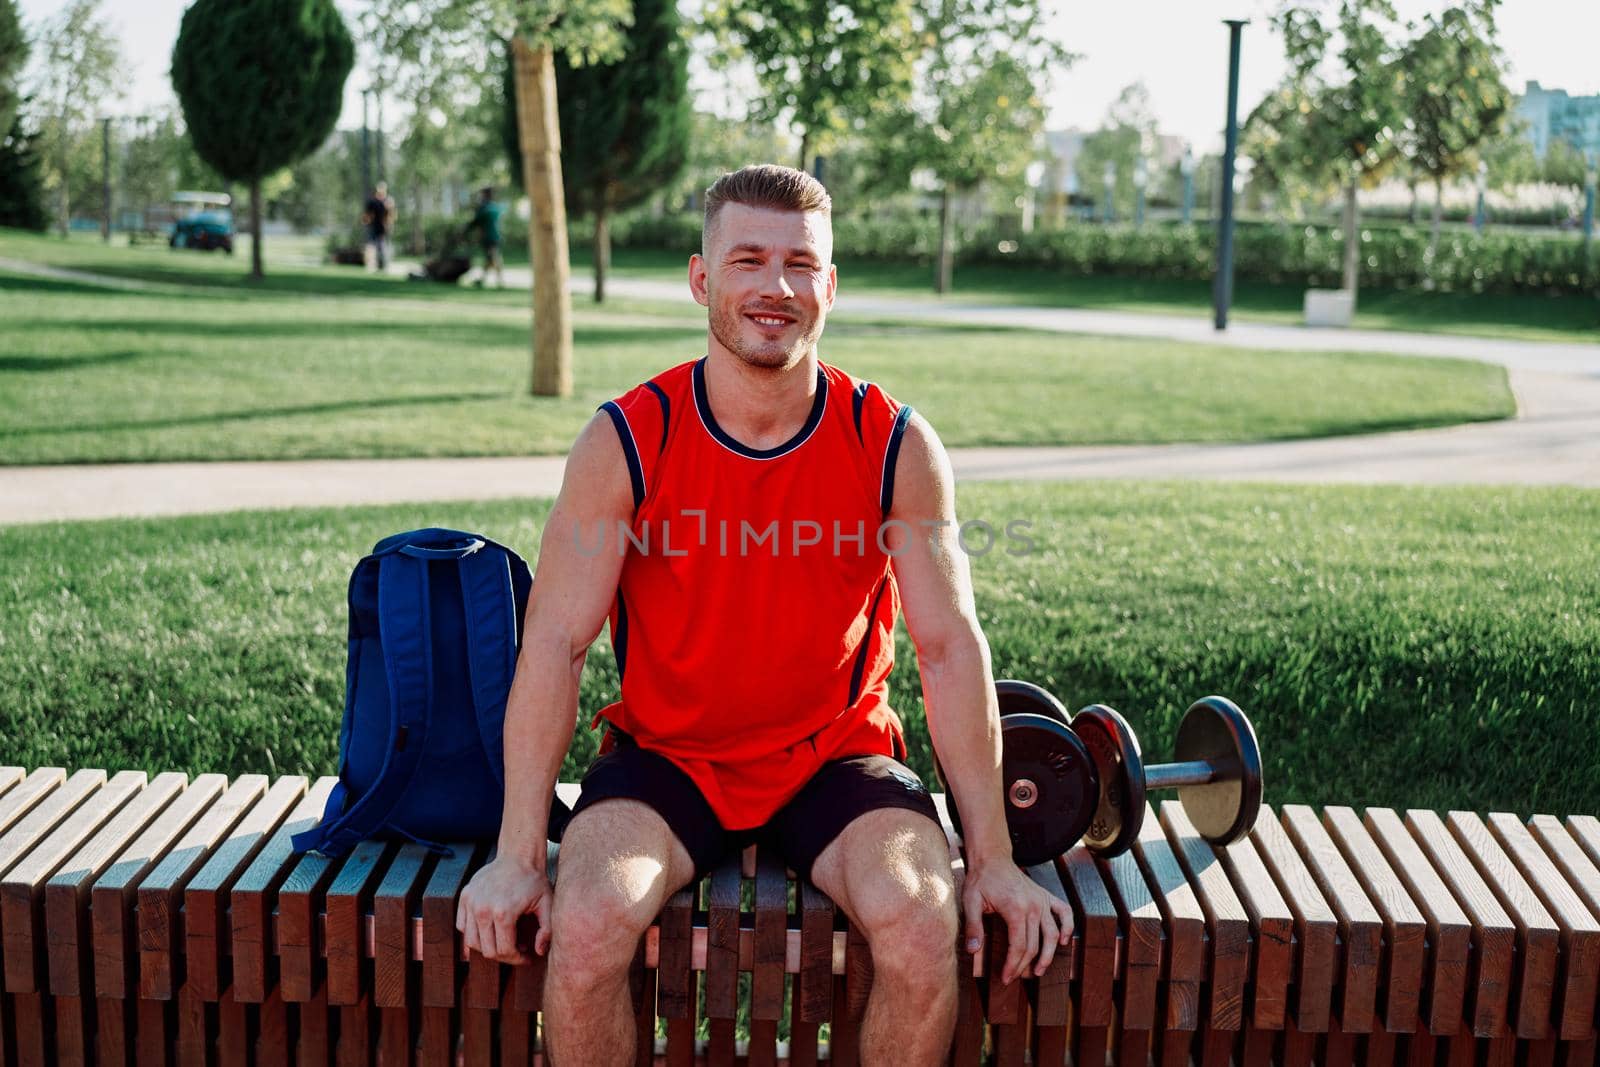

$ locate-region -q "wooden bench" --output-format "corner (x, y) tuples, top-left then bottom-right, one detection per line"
(0, 765), (1598, 1065)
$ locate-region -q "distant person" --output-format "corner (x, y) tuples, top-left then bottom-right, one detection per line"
(465, 186), (505, 289)
(362, 182), (396, 271)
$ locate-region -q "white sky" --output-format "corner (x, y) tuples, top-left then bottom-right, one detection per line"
(18, 0), (1600, 155)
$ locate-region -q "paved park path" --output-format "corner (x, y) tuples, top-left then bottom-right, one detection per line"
(3, 260), (1597, 526)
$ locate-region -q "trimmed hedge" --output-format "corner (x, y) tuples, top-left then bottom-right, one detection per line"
(576, 211), (1599, 296)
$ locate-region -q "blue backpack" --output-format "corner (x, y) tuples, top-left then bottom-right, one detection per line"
(293, 528), (572, 857)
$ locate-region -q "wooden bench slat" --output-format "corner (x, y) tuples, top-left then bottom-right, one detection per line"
(1492, 812), (1600, 1042)
(0, 767), (25, 801)
(751, 841), (787, 1022)
(1131, 800), (1205, 1035)
(1281, 803), (1383, 1034)
(0, 768), (68, 843)
(1364, 806), (1473, 1037)
(1404, 808), (1516, 1038)
(372, 841), (433, 1010)
(705, 852), (741, 1023)
(90, 772), (226, 1000)
(324, 838), (390, 1006)
(419, 841), (479, 1008)
(1160, 799), (1251, 1032)
(1022, 853), (1075, 1033)
(1215, 822), (1294, 1031)
(1527, 814), (1600, 1044)
(662, 877), (698, 1066)
(1446, 810), (1561, 1040)
(1321, 806), (1427, 1036)
(1058, 847), (1113, 1028)
(1250, 803), (1338, 1033)
(183, 773), (307, 1001)
(1100, 841), (1164, 1031)
(275, 846), (339, 1003)
(230, 775), (338, 1003)
(2, 769), (146, 994)
(0, 769), (104, 881)
(43, 771), (186, 997)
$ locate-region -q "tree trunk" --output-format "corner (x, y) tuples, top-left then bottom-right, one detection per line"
(1428, 178), (1444, 261)
(935, 186), (953, 295)
(249, 177), (264, 281)
(797, 129), (810, 174)
(56, 181), (68, 238)
(1407, 178), (1419, 225)
(1341, 175), (1359, 310)
(410, 181), (425, 256)
(593, 194), (610, 304)
(512, 36), (573, 398)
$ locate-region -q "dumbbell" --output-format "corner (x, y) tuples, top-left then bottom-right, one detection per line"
(1071, 695), (1263, 857)
(936, 681), (1102, 867)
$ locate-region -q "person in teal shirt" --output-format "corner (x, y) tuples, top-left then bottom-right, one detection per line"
(465, 186), (506, 288)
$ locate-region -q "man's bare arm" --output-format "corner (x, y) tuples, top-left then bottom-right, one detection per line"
(458, 412), (634, 960)
(889, 413), (1073, 983)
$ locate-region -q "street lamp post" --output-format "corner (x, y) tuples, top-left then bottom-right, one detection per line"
(1102, 161), (1116, 224)
(1134, 156), (1148, 227)
(1181, 146), (1196, 224)
(1583, 153), (1595, 254)
(1474, 159), (1488, 234)
(1214, 18), (1247, 331)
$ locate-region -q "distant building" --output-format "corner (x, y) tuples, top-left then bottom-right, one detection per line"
(1516, 81), (1600, 160)
(1035, 128), (1188, 221)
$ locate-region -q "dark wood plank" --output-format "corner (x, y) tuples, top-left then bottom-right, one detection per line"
(1405, 808), (1516, 1038)
(984, 909), (1024, 1025)
(183, 773), (307, 1001)
(1161, 800), (1250, 1033)
(418, 841), (478, 1008)
(1132, 801), (1205, 1034)
(459, 1005), (492, 1067)
(12, 989), (49, 1066)
(1447, 810), (1560, 1040)
(1364, 1028), (1399, 1067)
(418, 1006), (450, 1067)
(297, 982), (332, 1067)
(2, 769), (145, 994)
(660, 879), (697, 1067)
(377, 1006), (410, 1067)
(335, 990), (372, 1067)
(174, 978), (208, 1067)
(217, 984), (249, 1065)
(1216, 824), (1294, 1032)
(1494, 812), (1600, 1042)
(52, 992), (88, 1067)
(705, 853), (740, 1024)
(499, 975), (532, 1067)
(1099, 843), (1163, 1033)
(257, 985), (290, 1067)
(96, 996), (131, 1067)
(324, 839), (389, 1007)
(830, 966), (861, 1067)
(373, 842), (434, 1010)
(134, 994), (171, 1067)
(1252, 803), (1338, 1033)
(796, 877), (833, 1025)
(44, 771), (186, 998)
(634, 946), (659, 1067)
(1025, 851), (1078, 1034)
(228, 774), (338, 1003)
(752, 841), (786, 1023)
(1323, 805), (1427, 1035)
(1282, 803), (1383, 1034)
(91, 773), (226, 1000)
(1366, 806), (1473, 1037)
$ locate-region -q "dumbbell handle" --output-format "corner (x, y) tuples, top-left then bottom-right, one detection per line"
(1144, 758), (1235, 791)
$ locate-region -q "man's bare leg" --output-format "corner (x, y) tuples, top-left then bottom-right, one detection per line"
(544, 799), (697, 1066)
(808, 807), (960, 1065)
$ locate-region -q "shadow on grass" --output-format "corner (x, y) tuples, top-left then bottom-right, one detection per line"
(0, 350), (145, 373)
(0, 391), (511, 438)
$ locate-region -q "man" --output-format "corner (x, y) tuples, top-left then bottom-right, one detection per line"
(457, 164), (1071, 1065)
(464, 185), (505, 289)
(361, 182), (395, 271)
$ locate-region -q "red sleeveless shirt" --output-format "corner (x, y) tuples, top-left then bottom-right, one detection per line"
(592, 356), (915, 829)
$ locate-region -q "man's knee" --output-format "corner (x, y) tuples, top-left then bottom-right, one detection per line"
(549, 800), (694, 989)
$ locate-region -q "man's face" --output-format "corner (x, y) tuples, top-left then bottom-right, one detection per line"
(690, 203), (837, 371)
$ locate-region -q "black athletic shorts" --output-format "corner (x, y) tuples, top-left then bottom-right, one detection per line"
(570, 736), (942, 882)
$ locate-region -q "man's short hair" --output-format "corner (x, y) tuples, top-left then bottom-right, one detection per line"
(703, 164), (831, 250)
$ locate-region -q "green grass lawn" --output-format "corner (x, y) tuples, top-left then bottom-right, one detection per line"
(1, 234), (1514, 464)
(4, 481), (1596, 815)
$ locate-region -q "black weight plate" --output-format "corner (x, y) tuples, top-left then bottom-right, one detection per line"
(998, 712), (1100, 866)
(1070, 704), (1146, 857)
(994, 679), (1071, 727)
(1173, 696), (1262, 845)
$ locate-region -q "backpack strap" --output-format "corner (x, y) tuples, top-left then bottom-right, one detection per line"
(457, 544), (574, 841)
(294, 550), (436, 856)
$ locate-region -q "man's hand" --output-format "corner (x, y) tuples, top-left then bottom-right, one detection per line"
(456, 856), (552, 964)
(961, 860), (1074, 984)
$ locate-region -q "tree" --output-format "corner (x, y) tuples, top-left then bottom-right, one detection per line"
(504, 0), (691, 302)
(28, 0), (121, 236)
(1242, 79), (1342, 218)
(1075, 83), (1161, 223)
(1398, 1), (1510, 259)
(0, 0), (24, 134)
(0, 107), (49, 230)
(868, 0), (1067, 292)
(365, 0), (630, 398)
(172, 0), (352, 280)
(707, 0), (919, 172)
(1274, 0), (1407, 306)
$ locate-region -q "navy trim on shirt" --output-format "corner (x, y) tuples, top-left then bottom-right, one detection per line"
(852, 380), (870, 445)
(692, 357), (829, 460)
(644, 380), (671, 455)
(599, 400), (646, 509)
(879, 404), (915, 516)
(847, 575), (891, 707)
